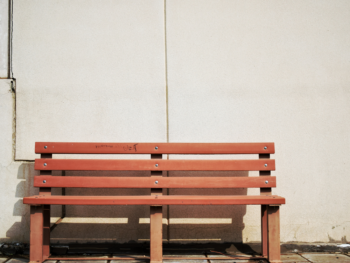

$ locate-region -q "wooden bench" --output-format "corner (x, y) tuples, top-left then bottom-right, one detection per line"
(23, 142), (285, 263)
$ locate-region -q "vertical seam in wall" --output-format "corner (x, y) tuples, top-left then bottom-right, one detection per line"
(164, 0), (169, 144)
(9, 0), (16, 161)
(164, 0), (170, 243)
(8, 0), (13, 78)
(11, 80), (16, 161)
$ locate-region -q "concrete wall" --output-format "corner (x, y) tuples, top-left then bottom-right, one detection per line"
(1, 0), (350, 244)
(0, 0), (8, 78)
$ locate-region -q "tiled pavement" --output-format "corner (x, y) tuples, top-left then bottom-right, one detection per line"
(1, 253), (350, 263)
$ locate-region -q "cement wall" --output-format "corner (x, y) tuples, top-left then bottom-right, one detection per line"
(0, 0), (8, 78)
(1, 0), (350, 244)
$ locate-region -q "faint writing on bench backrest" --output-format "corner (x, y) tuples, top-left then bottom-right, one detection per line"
(95, 145), (114, 149)
(123, 144), (138, 152)
(94, 144), (138, 151)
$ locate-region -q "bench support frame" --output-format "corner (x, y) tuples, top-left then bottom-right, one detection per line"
(268, 206), (281, 263)
(150, 153), (163, 263)
(29, 205), (281, 263)
(30, 206), (43, 263)
(27, 142), (283, 263)
(261, 204), (269, 257)
(42, 205), (50, 261)
(150, 206), (163, 263)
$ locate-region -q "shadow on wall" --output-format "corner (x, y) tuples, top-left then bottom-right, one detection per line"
(168, 171), (247, 244)
(50, 170), (152, 244)
(5, 166), (249, 247)
(3, 163), (63, 243)
(4, 163), (36, 242)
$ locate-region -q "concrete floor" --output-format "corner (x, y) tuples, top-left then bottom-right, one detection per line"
(1, 252), (350, 263)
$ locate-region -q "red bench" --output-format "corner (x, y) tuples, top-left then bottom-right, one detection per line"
(24, 142), (285, 263)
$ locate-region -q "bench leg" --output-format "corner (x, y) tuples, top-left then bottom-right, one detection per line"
(30, 206), (44, 263)
(267, 206), (282, 263)
(261, 205), (269, 257)
(150, 206), (163, 263)
(43, 205), (51, 260)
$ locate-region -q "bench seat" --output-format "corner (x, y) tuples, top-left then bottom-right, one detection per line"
(24, 195), (286, 206)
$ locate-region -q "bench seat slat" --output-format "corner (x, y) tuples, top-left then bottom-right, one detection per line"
(34, 176), (276, 188)
(35, 142), (275, 154)
(23, 195), (285, 205)
(35, 159), (275, 171)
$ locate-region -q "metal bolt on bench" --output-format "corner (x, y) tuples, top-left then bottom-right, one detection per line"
(23, 142), (285, 263)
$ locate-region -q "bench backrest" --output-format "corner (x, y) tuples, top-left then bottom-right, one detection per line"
(34, 142), (275, 191)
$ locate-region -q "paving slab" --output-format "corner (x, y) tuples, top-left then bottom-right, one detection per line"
(0, 258), (9, 263)
(207, 254), (266, 262)
(301, 253), (350, 262)
(59, 261), (106, 263)
(163, 252), (207, 263)
(111, 254), (148, 263)
(163, 257), (207, 262)
(59, 254), (107, 263)
(205, 252), (267, 262)
(281, 254), (309, 262)
(6, 259), (28, 263)
(110, 260), (147, 263)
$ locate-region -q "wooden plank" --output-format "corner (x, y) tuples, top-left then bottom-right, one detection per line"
(150, 206), (163, 263)
(42, 205), (50, 260)
(39, 153), (51, 260)
(23, 195), (285, 206)
(260, 153), (271, 257)
(35, 142), (275, 154)
(35, 159), (275, 171)
(29, 206), (43, 263)
(150, 153), (163, 263)
(39, 153), (52, 196)
(268, 206), (282, 263)
(34, 176), (276, 188)
(261, 205), (269, 257)
(259, 154), (272, 195)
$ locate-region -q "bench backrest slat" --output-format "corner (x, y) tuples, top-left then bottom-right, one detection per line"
(35, 159), (275, 171)
(35, 142), (275, 154)
(34, 176), (276, 188)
